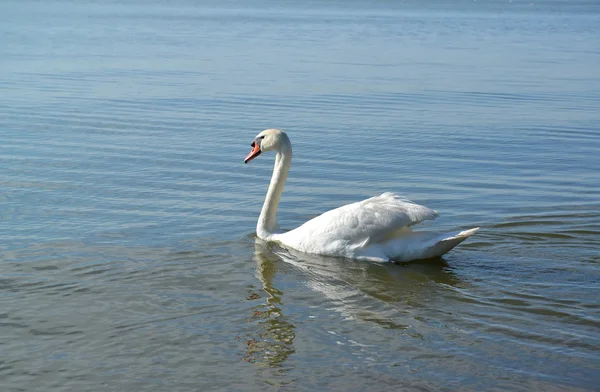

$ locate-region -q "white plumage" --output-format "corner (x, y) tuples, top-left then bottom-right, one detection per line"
(244, 129), (478, 263)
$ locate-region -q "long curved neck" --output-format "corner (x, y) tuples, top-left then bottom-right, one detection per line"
(257, 141), (292, 240)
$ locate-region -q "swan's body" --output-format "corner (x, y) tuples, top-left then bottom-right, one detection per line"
(245, 129), (478, 263)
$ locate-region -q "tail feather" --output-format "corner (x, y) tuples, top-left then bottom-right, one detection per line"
(428, 227), (479, 258)
(386, 227), (479, 263)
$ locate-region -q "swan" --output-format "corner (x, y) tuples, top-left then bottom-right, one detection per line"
(244, 129), (479, 263)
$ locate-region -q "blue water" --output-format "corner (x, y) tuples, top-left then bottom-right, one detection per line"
(1, 0), (599, 390)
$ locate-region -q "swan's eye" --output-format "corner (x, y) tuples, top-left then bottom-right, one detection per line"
(253, 135), (265, 147)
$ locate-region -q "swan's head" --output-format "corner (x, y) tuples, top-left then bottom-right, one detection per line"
(244, 129), (290, 163)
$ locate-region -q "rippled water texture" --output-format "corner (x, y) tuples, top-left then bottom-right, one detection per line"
(2, 0), (599, 390)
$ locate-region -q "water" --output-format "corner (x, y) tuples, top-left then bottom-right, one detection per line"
(2, 0), (599, 390)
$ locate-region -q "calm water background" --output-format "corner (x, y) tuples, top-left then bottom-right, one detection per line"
(2, 0), (599, 390)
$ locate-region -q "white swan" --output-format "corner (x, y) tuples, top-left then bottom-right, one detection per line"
(244, 129), (478, 263)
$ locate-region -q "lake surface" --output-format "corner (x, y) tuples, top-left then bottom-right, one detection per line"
(2, 0), (599, 390)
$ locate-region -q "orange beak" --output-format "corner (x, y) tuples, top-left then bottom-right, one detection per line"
(244, 142), (261, 163)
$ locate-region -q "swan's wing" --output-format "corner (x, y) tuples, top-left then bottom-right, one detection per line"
(282, 192), (438, 248)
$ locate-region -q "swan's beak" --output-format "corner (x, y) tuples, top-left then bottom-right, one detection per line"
(244, 141), (261, 163)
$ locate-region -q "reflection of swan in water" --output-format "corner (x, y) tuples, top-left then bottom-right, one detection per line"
(243, 238), (465, 378)
(241, 242), (296, 372)
(252, 237), (463, 331)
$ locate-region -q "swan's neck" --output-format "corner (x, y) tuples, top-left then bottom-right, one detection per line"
(257, 143), (292, 240)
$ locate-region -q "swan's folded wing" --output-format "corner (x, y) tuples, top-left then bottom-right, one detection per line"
(288, 192), (438, 247)
(346, 192), (438, 243)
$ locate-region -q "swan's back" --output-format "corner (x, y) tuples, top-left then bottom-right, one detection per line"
(275, 192), (439, 259)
